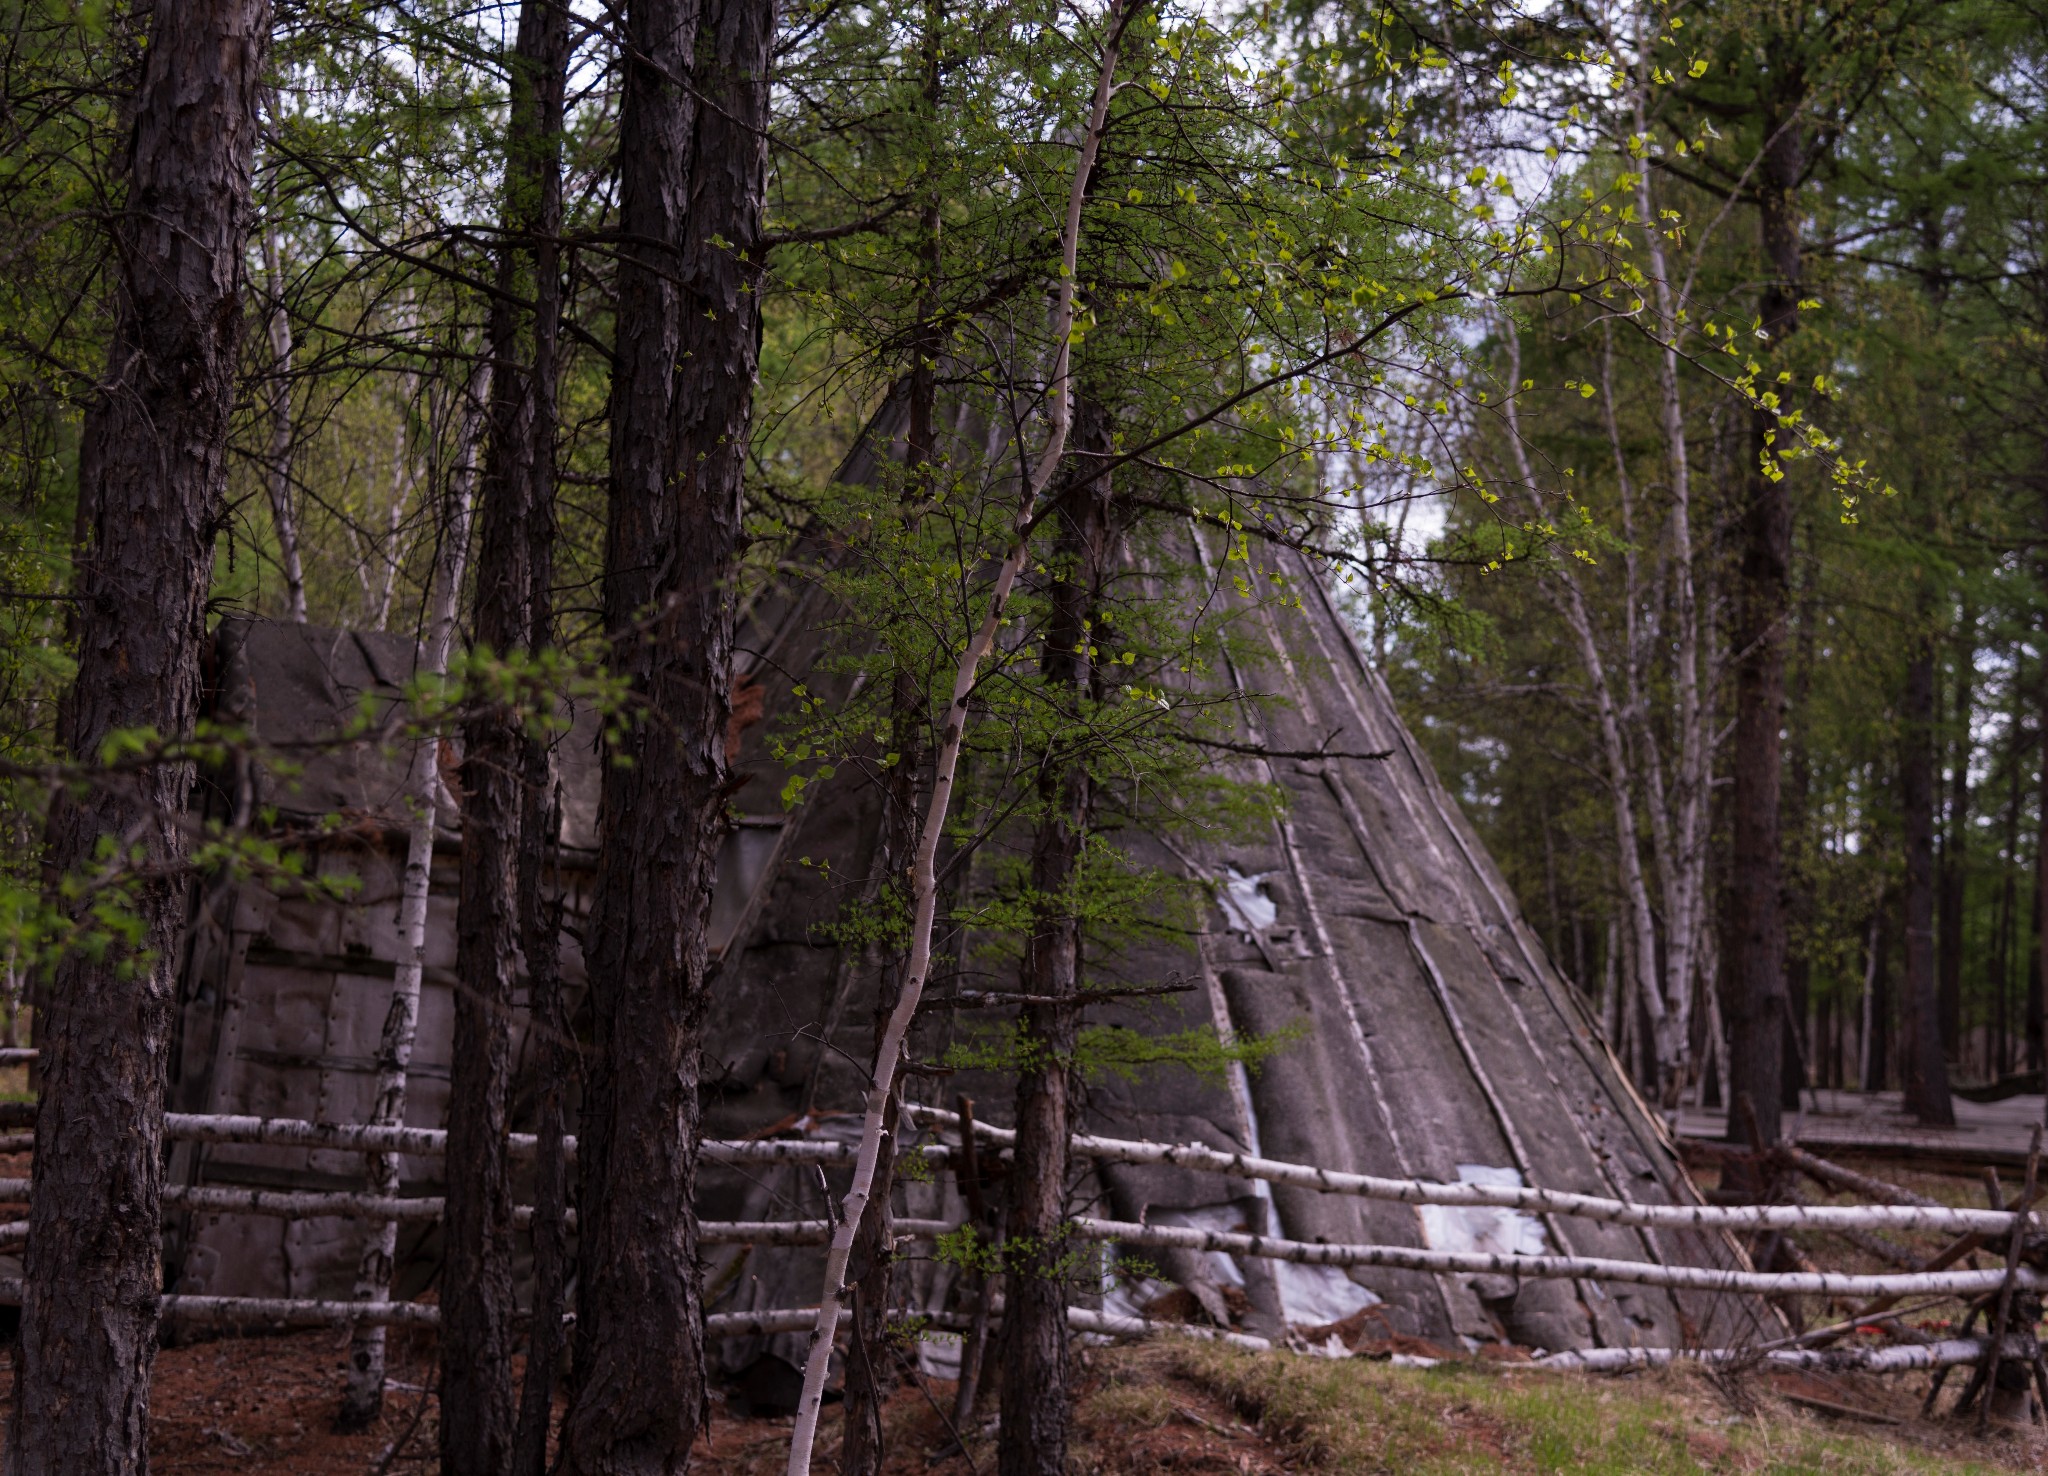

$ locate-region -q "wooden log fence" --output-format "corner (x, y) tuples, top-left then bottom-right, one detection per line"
(1535, 1339), (2000, 1374)
(1066, 1217), (2048, 1299)
(151, 1111), (950, 1168)
(0, 1106), (1985, 1238)
(1, 1102), (2038, 1383)
(0, 1107), (1970, 1237)
(0, 1189), (954, 1245)
(900, 1104), (2028, 1238)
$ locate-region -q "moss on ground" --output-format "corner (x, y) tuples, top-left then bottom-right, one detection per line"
(1067, 1340), (2035, 1475)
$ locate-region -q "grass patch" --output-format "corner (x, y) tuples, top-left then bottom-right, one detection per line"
(1073, 1339), (2034, 1474)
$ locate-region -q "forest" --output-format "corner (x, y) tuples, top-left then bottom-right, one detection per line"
(4, 0), (2048, 1471)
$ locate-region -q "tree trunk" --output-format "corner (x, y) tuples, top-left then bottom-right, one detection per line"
(1781, 533), (1817, 1112)
(340, 370), (484, 1430)
(1901, 636), (1954, 1124)
(443, 0), (570, 1466)
(512, 794), (572, 1476)
(261, 218), (308, 623)
(505, 20), (571, 1476)
(1871, 895), (1895, 1091)
(1997, 673), (2024, 1080)
(835, 514), (932, 1476)
(9, 2), (268, 1469)
(997, 398), (1114, 1476)
(1939, 611), (1974, 1062)
(561, 0), (773, 1463)
(1504, 319), (1673, 1094)
(838, 89), (943, 1460)
(2036, 493), (2048, 1083)
(784, 13), (1133, 1462)
(1722, 98), (1802, 1150)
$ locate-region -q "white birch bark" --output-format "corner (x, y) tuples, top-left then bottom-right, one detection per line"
(783, 8), (1141, 1466)
(339, 364), (487, 1423)
(1068, 1217), (2047, 1299)
(261, 220), (308, 623)
(369, 417), (412, 633)
(1500, 317), (1673, 1087)
(896, 1105), (2028, 1236)
(1624, 50), (1711, 1102)
(1539, 1338), (1998, 1375)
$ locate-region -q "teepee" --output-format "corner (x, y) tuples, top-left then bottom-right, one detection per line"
(163, 410), (1765, 1366)
(695, 504), (1765, 1370)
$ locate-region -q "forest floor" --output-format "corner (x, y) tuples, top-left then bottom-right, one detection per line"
(0, 1325), (2021, 1473)
(0, 1153), (2041, 1470)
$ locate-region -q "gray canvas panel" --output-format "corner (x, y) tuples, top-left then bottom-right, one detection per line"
(1220, 966), (1460, 1339)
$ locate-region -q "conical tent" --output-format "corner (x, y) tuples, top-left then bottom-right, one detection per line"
(166, 418), (1764, 1366)
(696, 498), (1766, 1368)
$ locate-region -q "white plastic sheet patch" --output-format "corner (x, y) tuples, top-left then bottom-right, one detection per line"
(1218, 868), (1278, 935)
(1276, 1260), (1381, 1327)
(1416, 1165), (1549, 1258)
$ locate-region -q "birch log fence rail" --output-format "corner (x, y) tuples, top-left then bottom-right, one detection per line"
(1, 1096), (2044, 1345)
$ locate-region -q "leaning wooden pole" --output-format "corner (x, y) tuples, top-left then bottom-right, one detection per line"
(10, 1), (270, 1469)
(1976, 1126), (2040, 1429)
(783, 10), (1140, 1467)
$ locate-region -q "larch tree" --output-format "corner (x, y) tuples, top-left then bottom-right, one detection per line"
(10, 0), (270, 1469)
(562, 0), (776, 1465)
(443, 0), (574, 1466)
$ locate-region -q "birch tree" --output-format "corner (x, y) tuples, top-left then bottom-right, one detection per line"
(338, 365), (486, 1429)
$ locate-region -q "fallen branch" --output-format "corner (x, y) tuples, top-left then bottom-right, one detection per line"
(1785, 1148), (1942, 1209)
(1065, 1304), (1271, 1351)
(1180, 732), (1394, 763)
(35, 1179), (961, 1244)
(919, 981), (1196, 1011)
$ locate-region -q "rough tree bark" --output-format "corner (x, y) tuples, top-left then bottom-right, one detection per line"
(2035, 487), (2048, 1082)
(561, 0), (774, 1463)
(1722, 89), (1803, 1151)
(997, 398), (1114, 1476)
(442, 0), (570, 1466)
(1870, 887), (1895, 1090)
(8, 1), (269, 1469)
(1781, 536), (1817, 1111)
(505, 22), (571, 1476)
(1901, 629), (1955, 1124)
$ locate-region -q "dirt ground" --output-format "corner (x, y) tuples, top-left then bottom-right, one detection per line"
(0, 1323), (2026, 1473)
